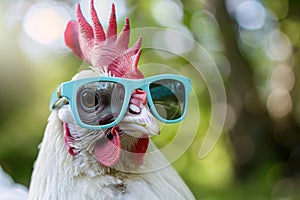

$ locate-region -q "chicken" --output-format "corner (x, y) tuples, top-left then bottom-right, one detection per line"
(28, 0), (195, 199)
(0, 167), (28, 200)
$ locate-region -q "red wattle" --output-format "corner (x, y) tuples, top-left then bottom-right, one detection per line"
(132, 135), (149, 165)
(94, 127), (121, 167)
(63, 123), (77, 156)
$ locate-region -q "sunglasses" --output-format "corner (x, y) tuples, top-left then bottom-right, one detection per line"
(50, 74), (191, 130)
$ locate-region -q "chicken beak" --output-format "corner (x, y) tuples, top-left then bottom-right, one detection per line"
(117, 105), (160, 136)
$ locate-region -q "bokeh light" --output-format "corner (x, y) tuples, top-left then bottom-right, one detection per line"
(190, 11), (225, 52)
(270, 65), (295, 92)
(267, 89), (292, 119)
(271, 178), (296, 199)
(151, 0), (183, 27)
(152, 26), (194, 58)
(224, 104), (237, 130)
(235, 0), (266, 30)
(265, 30), (292, 61)
(18, 2), (71, 59)
(23, 3), (70, 46)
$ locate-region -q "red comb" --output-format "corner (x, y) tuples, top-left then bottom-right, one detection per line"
(64, 0), (143, 79)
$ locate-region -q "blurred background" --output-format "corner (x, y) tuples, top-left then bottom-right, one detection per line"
(1, 0), (300, 199)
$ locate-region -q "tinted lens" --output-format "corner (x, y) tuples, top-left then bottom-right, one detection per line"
(150, 79), (185, 121)
(76, 81), (125, 126)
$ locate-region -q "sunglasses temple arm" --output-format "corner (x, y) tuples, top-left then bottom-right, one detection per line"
(49, 86), (69, 111)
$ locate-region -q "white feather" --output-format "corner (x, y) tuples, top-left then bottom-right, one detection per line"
(0, 167), (28, 200)
(28, 110), (195, 199)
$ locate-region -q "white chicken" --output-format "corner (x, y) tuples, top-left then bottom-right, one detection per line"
(6, 0), (195, 199)
(0, 167), (28, 200)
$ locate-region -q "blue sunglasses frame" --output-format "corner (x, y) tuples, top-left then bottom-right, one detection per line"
(50, 74), (191, 130)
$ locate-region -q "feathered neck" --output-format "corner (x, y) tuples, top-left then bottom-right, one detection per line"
(28, 111), (196, 200)
(28, 111), (127, 199)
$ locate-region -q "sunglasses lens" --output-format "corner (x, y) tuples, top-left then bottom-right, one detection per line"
(150, 79), (186, 121)
(76, 81), (125, 126)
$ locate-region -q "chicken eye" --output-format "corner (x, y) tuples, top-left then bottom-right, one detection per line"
(80, 89), (99, 111)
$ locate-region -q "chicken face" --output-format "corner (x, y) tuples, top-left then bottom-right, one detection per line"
(56, 69), (160, 169)
(51, 68), (192, 172)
